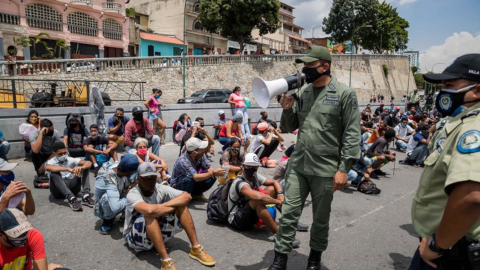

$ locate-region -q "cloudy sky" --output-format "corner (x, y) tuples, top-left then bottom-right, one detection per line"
(282, 0), (480, 73)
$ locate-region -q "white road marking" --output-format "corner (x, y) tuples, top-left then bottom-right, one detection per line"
(333, 190), (416, 232)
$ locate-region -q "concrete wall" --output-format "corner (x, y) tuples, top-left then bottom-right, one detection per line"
(8, 55), (415, 106)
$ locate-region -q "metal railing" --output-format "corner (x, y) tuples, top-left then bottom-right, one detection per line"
(71, 0), (93, 5)
(68, 24), (98, 37)
(103, 30), (122, 40)
(0, 54), (409, 77)
(102, 2), (122, 13)
(0, 12), (20, 25)
(283, 29), (301, 37)
(0, 78), (145, 108)
(26, 17), (63, 32)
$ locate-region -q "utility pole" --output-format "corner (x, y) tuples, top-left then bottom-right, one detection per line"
(182, 0), (187, 98)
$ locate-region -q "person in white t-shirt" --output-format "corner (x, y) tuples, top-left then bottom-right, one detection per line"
(124, 162), (216, 270)
(249, 122), (284, 159)
(394, 118), (415, 151)
(45, 142), (92, 212)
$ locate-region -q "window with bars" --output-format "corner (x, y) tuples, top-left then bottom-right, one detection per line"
(67, 12), (98, 36)
(25, 4), (63, 31)
(103, 18), (122, 40)
(193, 21), (203, 31)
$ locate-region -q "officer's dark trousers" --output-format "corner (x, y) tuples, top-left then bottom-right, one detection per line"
(274, 166), (334, 254)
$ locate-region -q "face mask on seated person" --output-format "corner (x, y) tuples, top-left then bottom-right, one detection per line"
(244, 168), (257, 178)
(133, 113), (143, 122)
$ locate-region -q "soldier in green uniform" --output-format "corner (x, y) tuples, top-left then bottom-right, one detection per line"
(409, 54), (480, 270)
(268, 46), (361, 270)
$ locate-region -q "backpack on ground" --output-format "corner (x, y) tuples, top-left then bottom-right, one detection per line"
(207, 179), (243, 223)
(357, 179), (381, 195)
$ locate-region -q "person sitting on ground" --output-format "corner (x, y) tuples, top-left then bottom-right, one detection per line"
(213, 110), (229, 140)
(258, 111), (278, 129)
(0, 131), (10, 161)
(45, 142), (93, 211)
(227, 153), (305, 245)
(108, 108), (130, 145)
(360, 107), (373, 123)
(124, 106), (161, 156)
(394, 117), (415, 152)
(29, 119), (62, 188)
(124, 162), (216, 270)
(374, 103), (385, 118)
(365, 129), (396, 179)
(144, 88), (167, 145)
(218, 112), (244, 152)
(179, 118), (215, 157)
(382, 109), (399, 129)
(94, 154), (140, 235)
(132, 138), (170, 184)
(219, 138), (245, 181)
(0, 208), (64, 270)
(171, 138), (225, 202)
(0, 159), (35, 215)
(379, 107), (390, 123)
(400, 124), (432, 167)
(366, 124), (386, 149)
(249, 123), (284, 160)
(361, 122), (375, 143)
(84, 124), (118, 170)
(63, 114), (89, 158)
(19, 110), (40, 160)
(173, 113), (191, 144)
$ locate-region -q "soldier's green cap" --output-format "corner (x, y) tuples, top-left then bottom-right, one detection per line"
(295, 46), (332, 64)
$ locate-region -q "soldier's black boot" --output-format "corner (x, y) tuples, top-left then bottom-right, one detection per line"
(268, 251), (288, 270)
(306, 249), (322, 270)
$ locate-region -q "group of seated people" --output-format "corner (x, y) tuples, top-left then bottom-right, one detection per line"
(349, 103), (438, 194)
(0, 104), (302, 270)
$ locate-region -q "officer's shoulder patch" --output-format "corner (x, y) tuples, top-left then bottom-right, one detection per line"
(328, 83), (336, 92)
(457, 130), (480, 154)
(436, 137), (447, 154)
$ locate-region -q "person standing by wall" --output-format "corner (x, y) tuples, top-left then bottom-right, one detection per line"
(267, 46), (360, 270)
(144, 89), (167, 145)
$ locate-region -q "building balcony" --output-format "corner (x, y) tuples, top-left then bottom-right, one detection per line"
(71, 0), (92, 5)
(0, 12), (20, 25)
(283, 29), (301, 37)
(102, 2), (122, 13)
(280, 8), (293, 16)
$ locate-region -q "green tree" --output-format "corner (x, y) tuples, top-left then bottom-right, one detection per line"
(30, 32), (50, 58)
(360, 2), (409, 53)
(198, 0), (281, 53)
(126, 7), (136, 18)
(55, 38), (69, 59)
(322, 0), (377, 53)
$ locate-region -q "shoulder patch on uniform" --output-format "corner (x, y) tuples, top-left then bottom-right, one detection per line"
(349, 91), (358, 109)
(438, 119), (447, 130)
(436, 137), (446, 154)
(457, 130), (480, 154)
(328, 83), (336, 92)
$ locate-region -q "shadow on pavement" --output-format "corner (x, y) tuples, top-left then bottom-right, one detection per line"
(234, 249), (331, 270)
(134, 237), (191, 268)
(400, 223), (418, 238)
(93, 218), (124, 241)
(48, 194), (69, 207)
(389, 252), (413, 270)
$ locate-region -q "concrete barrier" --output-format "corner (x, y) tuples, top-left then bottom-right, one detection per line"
(0, 102), (402, 159)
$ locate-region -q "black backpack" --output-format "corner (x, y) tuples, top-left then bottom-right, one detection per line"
(207, 178), (245, 223)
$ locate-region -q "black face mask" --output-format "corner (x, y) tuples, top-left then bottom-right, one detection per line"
(231, 147), (240, 155)
(302, 66), (330, 84)
(200, 124), (204, 128)
(70, 123), (78, 129)
(244, 168), (257, 178)
(133, 113), (143, 122)
(46, 130), (54, 137)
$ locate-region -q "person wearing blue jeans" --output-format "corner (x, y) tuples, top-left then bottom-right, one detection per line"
(408, 144), (429, 166)
(0, 138), (10, 161)
(171, 137), (226, 201)
(93, 154), (139, 235)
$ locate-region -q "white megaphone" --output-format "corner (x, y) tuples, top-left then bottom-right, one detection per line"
(252, 73), (306, 109)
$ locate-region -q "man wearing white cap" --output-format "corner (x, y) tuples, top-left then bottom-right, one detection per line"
(124, 163), (216, 270)
(213, 110), (229, 140)
(0, 208), (63, 270)
(171, 138), (225, 201)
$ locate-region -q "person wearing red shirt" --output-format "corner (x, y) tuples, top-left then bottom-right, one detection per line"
(124, 106), (161, 157)
(0, 208), (64, 270)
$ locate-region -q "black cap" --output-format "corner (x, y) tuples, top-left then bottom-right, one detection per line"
(423, 54), (480, 83)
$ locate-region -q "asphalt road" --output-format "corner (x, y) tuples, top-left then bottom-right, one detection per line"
(13, 134), (421, 270)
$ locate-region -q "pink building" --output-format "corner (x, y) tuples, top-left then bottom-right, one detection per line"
(0, 0), (129, 60)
